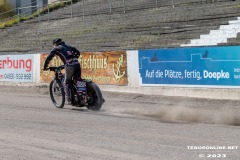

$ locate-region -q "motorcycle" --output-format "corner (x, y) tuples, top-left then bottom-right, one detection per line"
(47, 66), (104, 111)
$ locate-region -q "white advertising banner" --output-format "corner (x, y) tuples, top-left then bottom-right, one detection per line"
(0, 54), (34, 82)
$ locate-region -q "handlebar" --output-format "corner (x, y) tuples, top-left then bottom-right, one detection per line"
(45, 65), (65, 71)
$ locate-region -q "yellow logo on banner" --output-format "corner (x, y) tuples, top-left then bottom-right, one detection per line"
(113, 55), (126, 82)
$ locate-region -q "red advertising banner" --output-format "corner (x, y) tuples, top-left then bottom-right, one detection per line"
(0, 54), (34, 82)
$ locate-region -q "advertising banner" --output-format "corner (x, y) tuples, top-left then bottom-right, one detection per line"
(40, 51), (128, 85)
(0, 54), (34, 82)
(139, 46), (240, 87)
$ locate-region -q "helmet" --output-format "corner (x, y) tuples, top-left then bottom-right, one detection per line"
(53, 38), (62, 45)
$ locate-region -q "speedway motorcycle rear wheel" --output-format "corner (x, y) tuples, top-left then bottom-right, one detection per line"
(86, 82), (103, 111)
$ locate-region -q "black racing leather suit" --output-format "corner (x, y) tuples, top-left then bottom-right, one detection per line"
(44, 41), (81, 103)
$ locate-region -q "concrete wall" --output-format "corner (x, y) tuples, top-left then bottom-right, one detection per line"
(6, 0), (16, 8)
(1, 52), (240, 100)
(5, 0), (47, 15)
(21, 0), (32, 15)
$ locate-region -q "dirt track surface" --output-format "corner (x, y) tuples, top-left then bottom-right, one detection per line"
(0, 85), (240, 160)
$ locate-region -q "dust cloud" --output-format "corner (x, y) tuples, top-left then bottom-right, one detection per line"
(120, 107), (240, 126)
(104, 91), (240, 126)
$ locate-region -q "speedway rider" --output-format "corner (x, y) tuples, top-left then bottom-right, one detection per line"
(43, 38), (81, 105)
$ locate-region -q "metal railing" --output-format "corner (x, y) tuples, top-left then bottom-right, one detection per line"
(0, 0), (73, 22)
(45, 0), (74, 20)
(0, 0), (176, 22)
(0, 0), (41, 16)
(0, 0), (236, 24)
(0, 0), (40, 21)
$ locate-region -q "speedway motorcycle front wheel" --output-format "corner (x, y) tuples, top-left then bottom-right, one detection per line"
(49, 79), (65, 108)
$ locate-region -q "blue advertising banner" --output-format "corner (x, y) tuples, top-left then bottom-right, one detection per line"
(139, 46), (240, 87)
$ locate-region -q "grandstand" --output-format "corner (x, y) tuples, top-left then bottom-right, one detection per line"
(0, 0), (240, 53)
